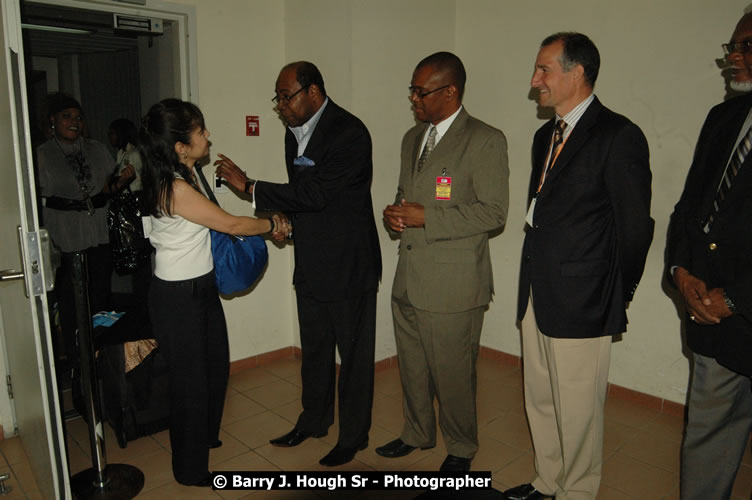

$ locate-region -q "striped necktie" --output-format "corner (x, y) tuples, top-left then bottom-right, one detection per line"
(537, 119), (567, 192)
(704, 124), (752, 232)
(417, 126), (437, 172)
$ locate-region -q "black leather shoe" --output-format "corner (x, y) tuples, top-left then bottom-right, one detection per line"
(439, 454), (472, 472)
(375, 438), (429, 458)
(503, 483), (554, 500)
(269, 427), (327, 447)
(208, 440), (222, 449)
(319, 439), (368, 466)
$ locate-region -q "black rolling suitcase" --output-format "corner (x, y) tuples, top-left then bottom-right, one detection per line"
(91, 304), (170, 448)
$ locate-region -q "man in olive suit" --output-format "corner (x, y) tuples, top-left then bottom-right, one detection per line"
(379, 51), (509, 472)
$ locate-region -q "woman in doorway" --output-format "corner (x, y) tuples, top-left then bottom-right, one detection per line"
(108, 118), (142, 192)
(37, 93), (133, 370)
(138, 98), (286, 486)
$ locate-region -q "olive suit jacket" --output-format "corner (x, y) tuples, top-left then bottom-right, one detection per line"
(391, 108), (509, 312)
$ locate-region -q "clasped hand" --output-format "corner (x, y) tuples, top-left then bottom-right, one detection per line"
(383, 199), (425, 232)
(673, 267), (732, 325)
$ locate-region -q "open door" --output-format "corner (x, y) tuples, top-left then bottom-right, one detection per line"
(0, 0), (69, 498)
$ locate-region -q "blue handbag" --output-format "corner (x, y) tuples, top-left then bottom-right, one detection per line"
(210, 230), (268, 294)
(196, 167), (268, 294)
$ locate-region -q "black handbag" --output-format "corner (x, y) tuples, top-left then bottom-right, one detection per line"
(107, 188), (151, 274)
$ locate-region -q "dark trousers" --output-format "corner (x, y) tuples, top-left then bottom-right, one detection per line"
(148, 271), (229, 485)
(295, 290), (376, 448)
(55, 245), (112, 364)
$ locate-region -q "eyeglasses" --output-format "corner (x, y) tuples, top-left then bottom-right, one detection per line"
(271, 84), (310, 105)
(409, 85), (450, 99)
(722, 40), (752, 55)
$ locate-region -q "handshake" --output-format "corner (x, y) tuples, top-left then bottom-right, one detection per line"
(213, 153), (293, 243)
(269, 214), (293, 242)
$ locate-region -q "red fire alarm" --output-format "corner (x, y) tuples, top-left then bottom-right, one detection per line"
(246, 116), (260, 136)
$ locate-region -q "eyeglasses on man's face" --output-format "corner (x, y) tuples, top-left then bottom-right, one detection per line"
(272, 84), (311, 105)
(723, 40), (752, 55)
(408, 84), (450, 99)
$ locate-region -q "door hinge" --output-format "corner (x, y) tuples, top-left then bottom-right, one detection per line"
(16, 227), (56, 297)
(6, 375), (12, 400)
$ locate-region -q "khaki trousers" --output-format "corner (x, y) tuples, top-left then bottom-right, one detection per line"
(521, 296), (611, 500)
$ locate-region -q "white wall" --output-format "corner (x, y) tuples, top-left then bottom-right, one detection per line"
(170, 0), (746, 404)
(163, 0), (295, 359)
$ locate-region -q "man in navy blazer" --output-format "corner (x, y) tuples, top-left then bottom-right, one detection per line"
(216, 61), (381, 467)
(667, 12), (752, 499)
(504, 33), (653, 500)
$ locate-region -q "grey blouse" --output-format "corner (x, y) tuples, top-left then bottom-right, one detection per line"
(37, 137), (116, 252)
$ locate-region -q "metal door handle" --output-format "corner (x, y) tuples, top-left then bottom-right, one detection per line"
(0, 270), (24, 282)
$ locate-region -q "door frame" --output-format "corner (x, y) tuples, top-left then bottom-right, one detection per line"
(0, 0), (197, 497)
(27, 0), (199, 102)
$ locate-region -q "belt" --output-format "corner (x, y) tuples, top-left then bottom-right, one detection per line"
(45, 193), (109, 211)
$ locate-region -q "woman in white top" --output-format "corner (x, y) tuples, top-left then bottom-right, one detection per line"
(138, 99), (284, 487)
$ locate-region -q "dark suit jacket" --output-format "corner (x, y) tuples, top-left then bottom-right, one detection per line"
(666, 93), (752, 376)
(254, 100), (381, 301)
(517, 96), (654, 338)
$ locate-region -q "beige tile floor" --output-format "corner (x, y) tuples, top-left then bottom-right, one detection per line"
(1, 355), (751, 499)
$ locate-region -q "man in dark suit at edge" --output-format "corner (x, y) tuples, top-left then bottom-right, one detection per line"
(215, 61), (382, 467)
(504, 33), (653, 500)
(667, 12), (752, 499)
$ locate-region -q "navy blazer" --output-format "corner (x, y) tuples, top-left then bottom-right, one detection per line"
(254, 100), (382, 301)
(667, 93), (752, 375)
(518, 96), (654, 338)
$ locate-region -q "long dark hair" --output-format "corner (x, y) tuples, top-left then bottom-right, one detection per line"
(138, 99), (206, 217)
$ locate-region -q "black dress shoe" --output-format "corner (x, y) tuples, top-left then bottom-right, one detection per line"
(270, 427), (327, 447)
(439, 454), (472, 472)
(208, 440), (222, 449)
(319, 439), (368, 467)
(375, 438), (430, 458)
(503, 483), (554, 500)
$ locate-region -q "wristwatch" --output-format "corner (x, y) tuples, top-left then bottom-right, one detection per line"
(723, 291), (738, 314)
(244, 178), (256, 194)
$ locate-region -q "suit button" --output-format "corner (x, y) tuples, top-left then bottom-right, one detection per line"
(406, 245), (412, 250)
(709, 242), (717, 251)
(525, 255), (531, 262)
